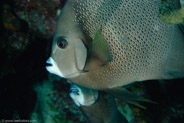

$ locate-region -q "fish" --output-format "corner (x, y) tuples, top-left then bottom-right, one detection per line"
(46, 0), (184, 90)
(69, 84), (128, 123)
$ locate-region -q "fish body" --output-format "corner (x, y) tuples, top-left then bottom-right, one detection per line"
(46, 0), (184, 90)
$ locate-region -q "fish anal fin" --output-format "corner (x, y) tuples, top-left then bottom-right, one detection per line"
(105, 87), (157, 109)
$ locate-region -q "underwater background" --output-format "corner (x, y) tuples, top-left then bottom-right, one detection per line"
(0, 0), (184, 122)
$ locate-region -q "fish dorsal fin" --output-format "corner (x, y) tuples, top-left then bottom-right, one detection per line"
(91, 30), (112, 65)
(105, 87), (156, 109)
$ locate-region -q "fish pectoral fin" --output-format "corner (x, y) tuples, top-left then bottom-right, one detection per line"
(90, 30), (112, 65)
(105, 87), (157, 109)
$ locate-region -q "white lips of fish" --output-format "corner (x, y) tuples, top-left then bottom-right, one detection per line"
(46, 57), (64, 77)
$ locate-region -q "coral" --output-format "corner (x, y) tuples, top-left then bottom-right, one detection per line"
(31, 74), (88, 123)
(116, 101), (134, 122)
(14, 0), (67, 39)
(1, 2), (29, 51)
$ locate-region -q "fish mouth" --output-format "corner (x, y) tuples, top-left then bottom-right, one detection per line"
(46, 60), (52, 66)
(46, 57), (64, 77)
(70, 86), (80, 95)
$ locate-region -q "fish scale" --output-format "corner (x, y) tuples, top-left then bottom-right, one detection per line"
(68, 0), (184, 89)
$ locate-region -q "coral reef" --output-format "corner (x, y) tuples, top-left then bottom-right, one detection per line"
(31, 74), (88, 123)
(14, 0), (66, 39)
(1, 1), (29, 51)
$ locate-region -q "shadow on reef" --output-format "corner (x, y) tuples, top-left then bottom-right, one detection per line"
(142, 79), (184, 122)
(0, 0), (52, 117)
(0, 34), (50, 119)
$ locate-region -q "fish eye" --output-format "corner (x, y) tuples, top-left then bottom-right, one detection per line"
(57, 37), (68, 49)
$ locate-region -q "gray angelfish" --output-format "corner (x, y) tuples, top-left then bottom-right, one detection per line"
(46, 0), (184, 90)
(69, 84), (128, 123)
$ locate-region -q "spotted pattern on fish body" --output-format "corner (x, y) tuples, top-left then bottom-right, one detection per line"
(46, 0), (184, 90)
(67, 0), (184, 89)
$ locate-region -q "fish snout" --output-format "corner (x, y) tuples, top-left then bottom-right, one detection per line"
(69, 84), (82, 106)
(46, 57), (64, 77)
(69, 84), (99, 107)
